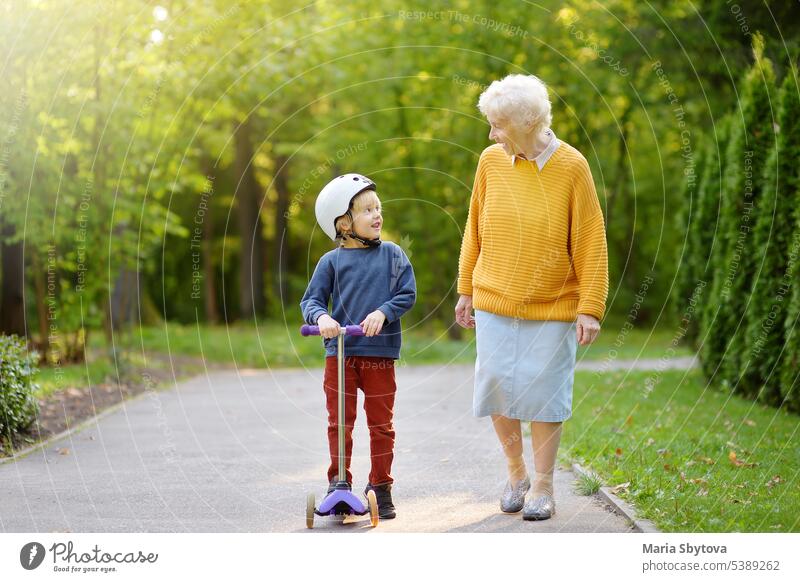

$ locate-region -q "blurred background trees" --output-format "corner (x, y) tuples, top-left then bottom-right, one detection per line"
(2, 0), (800, 409)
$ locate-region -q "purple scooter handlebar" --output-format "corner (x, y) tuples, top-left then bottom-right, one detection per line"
(300, 324), (365, 337)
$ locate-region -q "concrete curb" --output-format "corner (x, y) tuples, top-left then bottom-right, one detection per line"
(571, 462), (660, 533)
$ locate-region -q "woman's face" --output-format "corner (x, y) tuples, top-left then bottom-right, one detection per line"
(487, 113), (527, 156)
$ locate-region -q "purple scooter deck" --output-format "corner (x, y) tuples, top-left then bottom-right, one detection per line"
(316, 489), (368, 516)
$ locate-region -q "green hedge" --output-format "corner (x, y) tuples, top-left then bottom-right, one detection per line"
(0, 335), (40, 436)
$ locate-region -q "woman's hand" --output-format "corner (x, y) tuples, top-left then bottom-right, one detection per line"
(576, 313), (600, 346)
(455, 294), (475, 329)
(360, 309), (386, 337)
(317, 313), (341, 339)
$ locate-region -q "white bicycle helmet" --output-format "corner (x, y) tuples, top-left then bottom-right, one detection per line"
(315, 173), (379, 244)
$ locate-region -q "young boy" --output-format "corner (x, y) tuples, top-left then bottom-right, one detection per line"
(300, 173), (416, 519)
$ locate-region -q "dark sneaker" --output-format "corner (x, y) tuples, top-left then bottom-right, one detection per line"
(327, 480), (352, 494)
(364, 483), (396, 519)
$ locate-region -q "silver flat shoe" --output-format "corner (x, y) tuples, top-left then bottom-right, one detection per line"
(522, 494), (556, 520)
(500, 475), (530, 513)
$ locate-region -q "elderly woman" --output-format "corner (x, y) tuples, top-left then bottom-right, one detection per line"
(455, 74), (608, 521)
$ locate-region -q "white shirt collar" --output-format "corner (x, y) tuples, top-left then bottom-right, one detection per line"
(510, 128), (560, 170)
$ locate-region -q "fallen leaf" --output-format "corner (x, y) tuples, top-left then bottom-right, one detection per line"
(766, 475), (782, 489)
(615, 447), (623, 456)
(57, 448), (69, 455)
(727, 441), (751, 455)
(728, 450), (757, 468)
(610, 482), (630, 495)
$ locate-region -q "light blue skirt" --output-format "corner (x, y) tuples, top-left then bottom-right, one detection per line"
(473, 309), (577, 422)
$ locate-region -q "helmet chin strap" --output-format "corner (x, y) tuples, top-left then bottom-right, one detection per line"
(345, 232), (381, 247)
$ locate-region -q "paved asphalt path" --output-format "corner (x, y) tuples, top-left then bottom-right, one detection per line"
(0, 363), (642, 533)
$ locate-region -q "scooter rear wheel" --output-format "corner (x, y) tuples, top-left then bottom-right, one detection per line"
(367, 489), (379, 527)
(306, 493), (315, 529)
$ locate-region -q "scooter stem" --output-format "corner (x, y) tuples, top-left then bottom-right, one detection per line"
(337, 328), (346, 483)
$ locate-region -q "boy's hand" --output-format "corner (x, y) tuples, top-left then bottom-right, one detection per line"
(360, 310), (386, 337)
(317, 314), (341, 339)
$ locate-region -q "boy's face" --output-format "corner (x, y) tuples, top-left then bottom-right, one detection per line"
(349, 191), (382, 239)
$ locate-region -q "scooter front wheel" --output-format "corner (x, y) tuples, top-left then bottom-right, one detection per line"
(306, 493), (315, 529)
(367, 489), (379, 527)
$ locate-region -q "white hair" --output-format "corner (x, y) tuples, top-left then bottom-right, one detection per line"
(477, 74), (552, 132)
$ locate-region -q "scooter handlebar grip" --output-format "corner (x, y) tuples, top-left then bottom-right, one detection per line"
(300, 325), (319, 336)
(344, 325), (365, 336)
(300, 324), (366, 336)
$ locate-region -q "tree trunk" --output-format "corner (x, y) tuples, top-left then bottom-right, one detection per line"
(110, 268), (137, 330)
(272, 153), (291, 306)
(608, 105), (639, 307)
(0, 222), (26, 337)
(93, 16), (113, 345)
(202, 158), (219, 324)
(234, 116), (265, 319)
(31, 251), (49, 356)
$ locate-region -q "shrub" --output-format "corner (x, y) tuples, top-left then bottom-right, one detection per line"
(0, 334), (40, 437)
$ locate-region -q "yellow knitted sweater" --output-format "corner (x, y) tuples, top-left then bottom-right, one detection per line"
(457, 142), (609, 322)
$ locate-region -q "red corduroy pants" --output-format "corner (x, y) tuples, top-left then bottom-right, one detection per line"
(323, 355), (397, 486)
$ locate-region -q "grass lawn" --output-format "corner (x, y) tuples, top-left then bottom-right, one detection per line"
(561, 367), (800, 532)
(36, 358), (118, 399)
(38, 317), (693, 400)
(78, 318), (693, 370)
(35, 345), (204, 399)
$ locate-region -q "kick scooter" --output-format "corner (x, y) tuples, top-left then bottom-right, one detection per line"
(300, 323), (379, 529)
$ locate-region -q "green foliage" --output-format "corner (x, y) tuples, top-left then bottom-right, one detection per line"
(691, 38), (800, 414)
(700, 34), (777, 388)
(741, 67), (800, 407)
(677, 116), (731, 349)
(0, 335), (40, 436)
(780, 222), (800, 409)
(672, 130), (708, 346)
(3, 1), (800, 391)
(718, 35), (778, 392)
